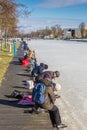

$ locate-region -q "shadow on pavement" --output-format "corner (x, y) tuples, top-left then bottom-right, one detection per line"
(0, 98), (34, 108)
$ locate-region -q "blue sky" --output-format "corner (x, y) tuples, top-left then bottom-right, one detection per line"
(17, 0), (87, 33)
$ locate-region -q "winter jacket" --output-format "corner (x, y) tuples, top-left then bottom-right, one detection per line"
(32, 65), (44, 77)
(35, 71), (54, 83)
(38, 78), (56, 110)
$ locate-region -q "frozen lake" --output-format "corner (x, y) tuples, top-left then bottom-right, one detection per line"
(28, 39), (87, 130)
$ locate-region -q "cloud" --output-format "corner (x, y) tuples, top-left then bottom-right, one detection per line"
(37, 0), (87, 8)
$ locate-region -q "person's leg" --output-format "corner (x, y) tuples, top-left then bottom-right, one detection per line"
(49, 105), (67, 129)
(51, 105), (61, 125)
(49, 110), (56, 127)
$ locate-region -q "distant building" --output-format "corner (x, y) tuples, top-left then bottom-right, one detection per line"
(63, 28), (81, 39)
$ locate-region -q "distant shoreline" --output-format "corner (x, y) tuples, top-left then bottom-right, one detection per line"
(65, 39), (87, 42)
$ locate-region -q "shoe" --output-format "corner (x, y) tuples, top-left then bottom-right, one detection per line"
(36, 108), (45, 114)
(28, 108), (45, 114)
(56, 124), (67, 129)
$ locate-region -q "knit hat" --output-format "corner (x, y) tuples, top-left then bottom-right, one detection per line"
(43, 73), (51, 80)
(40, 63), (48, 69)
(54, 71), (60, 77)
(40, 63), (44, 66)
(44, 64), (48, 69)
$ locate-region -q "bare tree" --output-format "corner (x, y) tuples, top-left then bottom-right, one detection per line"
(56, 25), (62, 39)
(0, 0), (31, 48)
(0, 0), (18, 47)
(79, 22), (86, 38)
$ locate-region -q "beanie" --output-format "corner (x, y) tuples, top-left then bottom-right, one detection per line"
(44, 64), (48, 69)
(55, 71), (60, 77)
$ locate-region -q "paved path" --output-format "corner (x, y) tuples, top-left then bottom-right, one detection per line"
(0, 47), (52, 130)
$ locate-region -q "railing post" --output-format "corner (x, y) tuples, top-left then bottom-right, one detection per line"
(8, 43), (12, 53)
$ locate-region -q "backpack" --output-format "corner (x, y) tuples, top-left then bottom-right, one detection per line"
(22, 59), (30, 67)
(32, 83), (46, 104)
(10, 90), (24, 99)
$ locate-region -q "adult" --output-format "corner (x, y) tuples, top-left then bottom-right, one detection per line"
(22, 41), (30, 56)
(31, 63), (48, 77)
(32, 74), (67, 130)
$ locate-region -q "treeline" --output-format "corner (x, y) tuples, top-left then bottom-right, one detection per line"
(21, 25), (63, 39)
(22, 22), (87, 39)
(0, 0), (19, 38)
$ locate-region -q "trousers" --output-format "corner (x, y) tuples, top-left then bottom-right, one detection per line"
(49, 105), (61, 126)
(34, 103), (61, 126)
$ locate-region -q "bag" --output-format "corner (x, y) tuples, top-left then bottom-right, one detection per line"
(10, 90), (30, 99)
(25, 80), (34, 89)
(32, 83), (46, 104)
(10, 90), (24, 99)
(22, 59), (30, 67)
(18, 95), (35, 105)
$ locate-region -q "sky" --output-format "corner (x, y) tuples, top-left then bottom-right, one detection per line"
(16, 0), (87, 33)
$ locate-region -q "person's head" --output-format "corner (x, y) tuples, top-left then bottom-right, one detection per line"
(40, 63), (48, 70)
(44, 64), (48, 69)
(40, 63), (44, 67)
(53, 71), (60, 78)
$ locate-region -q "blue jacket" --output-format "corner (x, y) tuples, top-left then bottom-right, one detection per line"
(32, 65), (44, 76)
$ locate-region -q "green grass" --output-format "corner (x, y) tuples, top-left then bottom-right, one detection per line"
(0, 42), (20, 86)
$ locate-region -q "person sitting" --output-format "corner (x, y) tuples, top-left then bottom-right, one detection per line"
(32, 73), (67, 130)
(23, 41), (30, 56)
(27, 58), (37, 74)
(28, 50), (35, 59)
(31, 63), (48, 78)
(18, 54), (29, 64)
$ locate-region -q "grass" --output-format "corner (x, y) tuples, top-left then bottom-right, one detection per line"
(0, 42), (20, 86)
